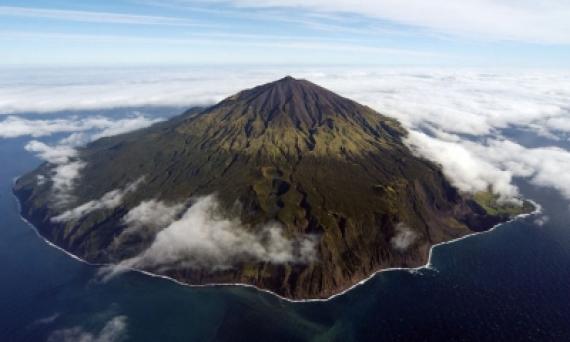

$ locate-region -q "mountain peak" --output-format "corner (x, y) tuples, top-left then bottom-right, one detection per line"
(259, 75), (308, 92)
(278, 75), (296, 81)
(232, 76), (327, 100)
(177, 76), (406, 159)
(213, 76), (361, 128)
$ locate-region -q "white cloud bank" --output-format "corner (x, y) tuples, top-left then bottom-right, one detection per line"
(405, 131), (519, 200)
(16, 111), (161, 208)
(2, 68), (569, 141)
(123, 199), (185, 230)
(223, 0), (570, 44)
(0, 67), (257, 114)
(24, 140), (78, 164)
(109, 199), (186, 250)
(308, 70), (570, 139)
(24, 140), (85, 206)
(0, 114), (162, 139)
(47, 315), (127, 342)
(405, 128), (570, 201)
(52, 177), (146, 222)
(102, 195), (317, 278)
(465, 139), (570, 199)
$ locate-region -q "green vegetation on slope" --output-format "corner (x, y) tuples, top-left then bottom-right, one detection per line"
(473, 191), (534, 217)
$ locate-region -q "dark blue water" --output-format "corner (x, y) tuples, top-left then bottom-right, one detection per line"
(1, 109), (570, 341)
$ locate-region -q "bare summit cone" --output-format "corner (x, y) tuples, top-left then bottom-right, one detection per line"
(215, 75), (368, 126)
(176, 76), (405, 159)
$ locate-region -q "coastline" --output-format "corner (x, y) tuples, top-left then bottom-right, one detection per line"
(12, 177), (542, 303)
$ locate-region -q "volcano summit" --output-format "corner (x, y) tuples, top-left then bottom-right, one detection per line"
(14, 77), (532, 299)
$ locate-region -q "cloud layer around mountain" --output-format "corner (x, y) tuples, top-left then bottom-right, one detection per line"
(101, 195), (318, 279)
(0, 114), (162, 139)
(52, 177), (146, 222)
(24, 140), (85, 206)
(127, 195), (317, 269)
(11, 110), (161, 208)
(10, 67), (570, 205)
(3, 67), (569, 141)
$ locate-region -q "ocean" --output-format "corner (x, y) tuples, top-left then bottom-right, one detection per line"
(1, 108), (569, 341)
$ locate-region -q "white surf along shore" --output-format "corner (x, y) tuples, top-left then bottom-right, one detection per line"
(12, 177), (542, 303)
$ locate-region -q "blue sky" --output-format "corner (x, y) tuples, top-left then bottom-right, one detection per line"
(1, 0), (569, 67)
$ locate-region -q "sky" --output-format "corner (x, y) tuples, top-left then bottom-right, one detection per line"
(1, 0), (570, 67)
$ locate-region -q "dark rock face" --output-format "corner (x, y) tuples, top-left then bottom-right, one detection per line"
(14, 77), (523, 299)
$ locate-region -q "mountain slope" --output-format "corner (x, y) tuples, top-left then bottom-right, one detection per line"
(14, 77), (531, 299)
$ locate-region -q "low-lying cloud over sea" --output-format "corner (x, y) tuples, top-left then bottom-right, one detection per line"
(3, 67), (570, 199)
(4, 67), (568, 133)
(47, 315), (128, 342)
(2, 66), (570, 272)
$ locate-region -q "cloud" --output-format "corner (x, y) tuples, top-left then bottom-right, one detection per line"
(304, 70), (570, 139)
(534, 215), (549, 227)
(52, 177), (145, 222)
(24, 140), (85, 206)
(0, 6), (200, 27)
(405, 130), (519, 200)
(47, 315), (127, 342)
(90, 114), (164, 140)
(406, 126), (570, 201)
(32, 313), (60, 325)
(221, 0), (570, 43)
(544, 116), (570, 134)
(102, 195), (318, 279)
(0, 116), (85, 138)
(110, 199), (186, 248)
(123, 199), (185, 229)
(24, 140), (77, 164)
(2, 68), (569, 142)
(0, 67), (310, 114)
(390, 223), (418, 252)
(0, 114), (162, 139)
(19, 113), (161, 206)
(464, 139), (570, 199)
(50, 161), (86, 206)
(36, 174), (47, 185)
